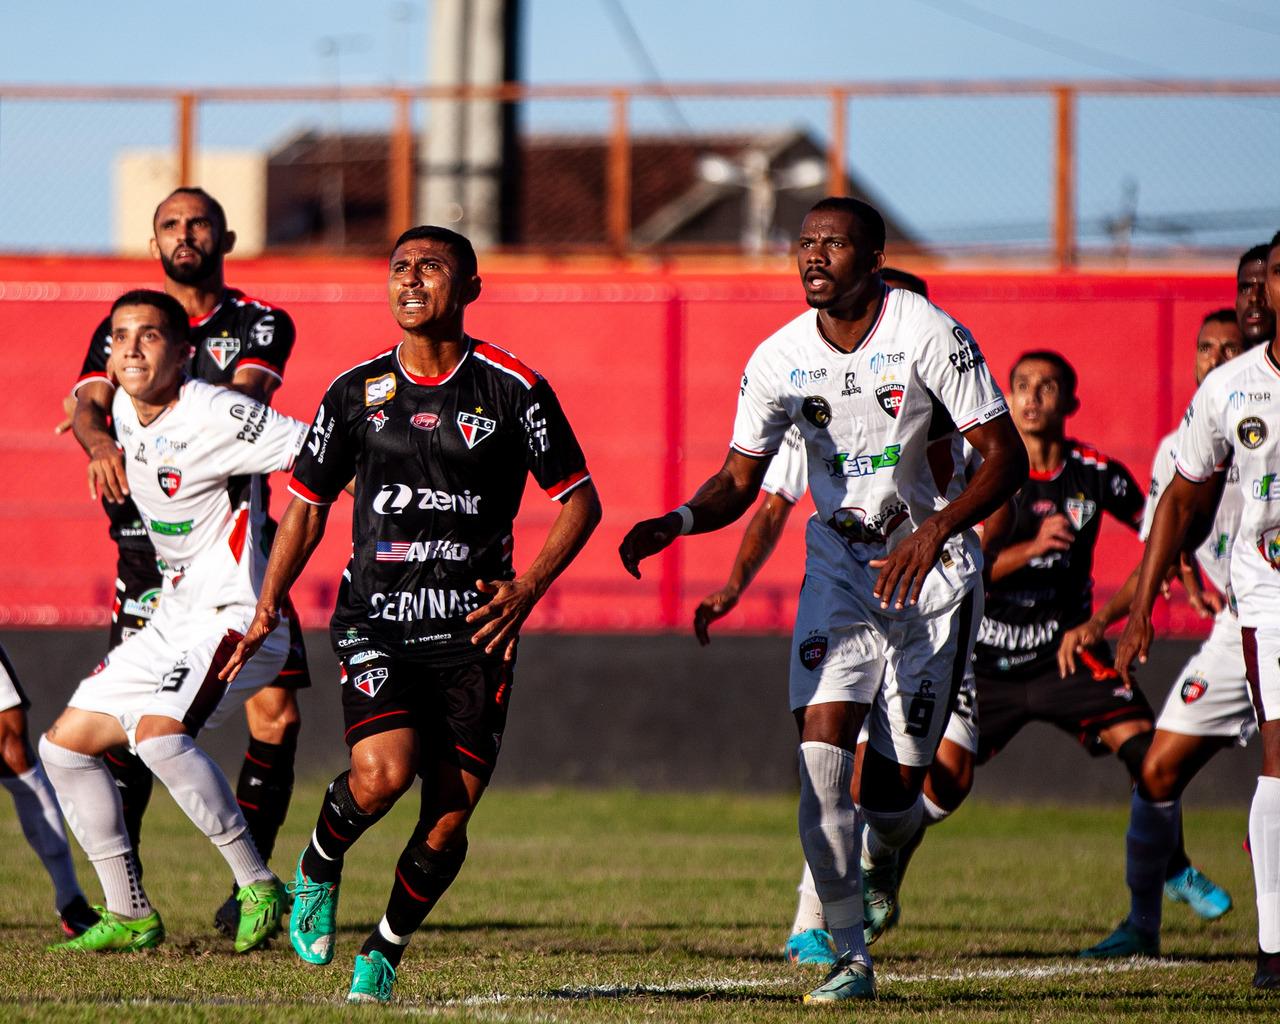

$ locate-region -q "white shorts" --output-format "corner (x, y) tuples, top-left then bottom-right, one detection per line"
(857, 670), (979, 755)
(0, 645), (29, 714)
(1243, 625), (1280, 725)
(789, 523), (982, 768)
(68, 595), (288, 748)
(1156, 614), (1255, 744)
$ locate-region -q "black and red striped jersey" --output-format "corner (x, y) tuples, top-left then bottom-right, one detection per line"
(73, 288), (297, 552)
(290, 338), (590, 662)
(974, 440), (1143, 678)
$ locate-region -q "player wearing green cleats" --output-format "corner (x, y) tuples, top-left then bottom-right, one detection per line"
(289, 854), (340, 965)
(803, 953), (877, 1003)
(234, 877), (285, 953)
(1079, 918), (1159, 959)
(348, 950), (397, 1004)
(48, 907), (164, 952)
(861, 852), (900, 946)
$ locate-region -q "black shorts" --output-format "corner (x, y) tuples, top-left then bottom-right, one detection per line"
(975, 644), (1153, 763)
(109, 547), (163, 650)
(338, 648), (514, 783)
(108, 548), (310, 690)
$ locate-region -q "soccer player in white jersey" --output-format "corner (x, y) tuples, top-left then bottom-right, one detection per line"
(621, 197), (1027, 1003)
(39, 290), (308, 954)
(1071, 309), (1250, 957)
(1116, 231), (1280, 990)
(692, 270), (980, 965)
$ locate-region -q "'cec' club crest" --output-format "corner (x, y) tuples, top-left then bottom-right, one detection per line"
(799, 633), (828, 671)
(206, 335), (240, 371)
(875, 382), (904, 419)
(1180, 676), (1208, 704)
(1238, 416), (1268, 450)
(457, 410), (496, 448)
(1065, 496), (1096, 530)
(157, 466), (182, 497)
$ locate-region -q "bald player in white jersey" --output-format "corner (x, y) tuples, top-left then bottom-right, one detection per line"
(1116, 234), (1280, 990)
(39, 289), (308, 955)
(622, 197), (1027, 1004)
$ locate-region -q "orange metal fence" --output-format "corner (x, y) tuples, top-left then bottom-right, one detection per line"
(2, 79), (1279, 266)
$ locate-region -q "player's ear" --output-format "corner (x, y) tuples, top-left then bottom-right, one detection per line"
(463, 274), (482, 305)
(221, 230), (237, 255)
(148, 236), (160, 260)
(1062, 391), (1080, 416)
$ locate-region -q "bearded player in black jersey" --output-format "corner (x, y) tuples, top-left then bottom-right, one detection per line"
(222, 225), (601, 1004)
(67, 188), (311, 935)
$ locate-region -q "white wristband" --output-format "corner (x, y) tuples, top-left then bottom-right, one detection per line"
(673, 504), (695, 536)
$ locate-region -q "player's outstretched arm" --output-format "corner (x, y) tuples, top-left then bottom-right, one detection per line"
(872, 413), (1028, 610)
(221, 497), (331, 682)
(71, 380), (129, 504)
(619, 450), (770, 580)
(1114, 472), (1217, 686)
(467, 481), (602, 662)
(694, 492), (794, 645)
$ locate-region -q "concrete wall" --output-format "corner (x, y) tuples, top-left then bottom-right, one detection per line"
(3, 629), (1259, 807)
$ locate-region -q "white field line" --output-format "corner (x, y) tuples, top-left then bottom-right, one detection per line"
(454, 957), (1187, 1006)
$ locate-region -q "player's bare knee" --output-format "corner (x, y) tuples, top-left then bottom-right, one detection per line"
(0, 723), (32, 776)
(244, 689), (302, 745)
(1137, 746), (1181, 802)
(925, 759), (973, 811)
(134, 715), (188, 745)
(349, 756), (414, 812)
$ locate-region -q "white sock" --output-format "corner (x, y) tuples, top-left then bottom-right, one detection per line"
(790, 862), (827, 934)
(797, 742), (868, 965)
(1126, 792), (1178, 937)
(922, 794), (952, 826)
(1, 765), (84, 910)
(1249, 775), (1280, 953)
(38, 736), (152, 918)
(135, 734), (272, 887)
(863, 795), (925, 865)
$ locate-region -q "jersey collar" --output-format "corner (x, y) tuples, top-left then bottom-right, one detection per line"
(188, 289), (233, 329)
(813, 283), (889, 356)
(395, 337), (472, 386)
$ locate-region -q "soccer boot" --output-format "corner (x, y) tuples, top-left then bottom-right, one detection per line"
(803, 953), (876, 1003)
(235, 877), (285, 953)
(48, 907), (164, 952)
(213, 883), (239, 937)
(861, 852), (900, 946)
(1079, 919), (1159, 959)
(288, 853), (340, 964)
(348, 951), (397, 1004)
(1164, 865), (1232, 921)
(784, 928), (838, 966)
(1254, 949), (1280, 989)
(57, 895), (99, 938)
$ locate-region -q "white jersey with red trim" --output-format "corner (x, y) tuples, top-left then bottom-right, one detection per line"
(1175, 343), (1280, 626)
(1142, 427), (1241, 604)
(733, 288), (1007, 610)
(111, 379), (308, 610)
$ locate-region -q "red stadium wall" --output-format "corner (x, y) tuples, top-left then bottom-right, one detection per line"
(0, 256), (1233, 636)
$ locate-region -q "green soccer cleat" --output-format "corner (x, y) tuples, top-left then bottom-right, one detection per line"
(47, 907), (164, 952)
(288, 854), (339, 965)
(803, 953), (876, 1003)
(1164, 865), (1233, 921)
(861, 853), (900, 946)
(348, 951), (396, 1004)
(1079, 919), (1159, 959)
(235, 877), (285, 953)
(784, 927), (838, 966)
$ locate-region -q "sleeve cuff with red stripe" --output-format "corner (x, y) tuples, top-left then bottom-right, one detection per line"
(545, 468), (591, 501)
(72, 372), (113, 395)
(235, 359), (285, 383)
(288, 477), (338, 506)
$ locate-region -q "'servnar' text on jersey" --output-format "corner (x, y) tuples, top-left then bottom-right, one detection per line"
(1175, 343), (1280, 627)
(290, 339), (590, 662)
(974, 441), (1143, 678)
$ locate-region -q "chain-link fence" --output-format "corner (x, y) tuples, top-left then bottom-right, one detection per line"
(2, 81), (1277, 265)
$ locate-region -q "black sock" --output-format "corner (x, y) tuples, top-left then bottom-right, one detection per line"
(360, 839), (468, 968)
(301, 771), (387, 884)
(103, 747), (153, 855)
(1166, 816), (1191, 879)
(235, 736), (296, 864)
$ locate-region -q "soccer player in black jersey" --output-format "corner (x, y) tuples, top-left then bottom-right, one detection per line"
(67, 188), (310, 934)
(222, 225), (601, 1004)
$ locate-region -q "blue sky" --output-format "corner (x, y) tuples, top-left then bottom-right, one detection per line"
(2, 0), (1278, 252)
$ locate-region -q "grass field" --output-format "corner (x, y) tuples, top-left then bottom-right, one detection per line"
(0, 782), (1271, 1021)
